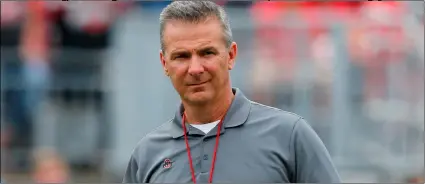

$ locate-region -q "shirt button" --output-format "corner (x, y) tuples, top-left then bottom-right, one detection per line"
(203, 155), (208, 160)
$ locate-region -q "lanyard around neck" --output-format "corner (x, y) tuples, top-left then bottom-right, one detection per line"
(182, 113), (225, 184)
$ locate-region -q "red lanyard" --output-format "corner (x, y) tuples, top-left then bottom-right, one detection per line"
(182, 113), (224, 184)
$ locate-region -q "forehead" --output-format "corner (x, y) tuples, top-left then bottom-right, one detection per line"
(162, 18), (225, 51)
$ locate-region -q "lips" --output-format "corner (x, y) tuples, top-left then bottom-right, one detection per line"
(187, 80), (210, 86)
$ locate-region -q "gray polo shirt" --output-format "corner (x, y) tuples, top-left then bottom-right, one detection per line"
(123, 88), (340, 183)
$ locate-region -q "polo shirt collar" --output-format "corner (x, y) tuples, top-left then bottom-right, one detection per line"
(170, 88), (251, 138)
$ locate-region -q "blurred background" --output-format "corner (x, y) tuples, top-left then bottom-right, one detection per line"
(0, 1), (423, 183)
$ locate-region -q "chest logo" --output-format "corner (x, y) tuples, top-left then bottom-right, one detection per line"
(163, 158), (172, 169)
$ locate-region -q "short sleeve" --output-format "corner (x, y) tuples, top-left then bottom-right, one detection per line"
(122, 155), (140, 183)
(289, 118), (341, 183)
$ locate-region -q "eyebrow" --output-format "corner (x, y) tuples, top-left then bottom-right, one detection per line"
(170, 46), (217, 57)
(197, 46), (217, 52)
(170, 50), (191, 58)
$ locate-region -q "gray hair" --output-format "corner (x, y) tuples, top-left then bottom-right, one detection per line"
(159, 1), (233, 52)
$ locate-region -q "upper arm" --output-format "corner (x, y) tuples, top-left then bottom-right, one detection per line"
(122, 138), (157, 183)
(123, 154), (139, 183)
(289, 118), (341, 183)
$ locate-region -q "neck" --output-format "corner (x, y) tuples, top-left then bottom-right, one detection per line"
(183, 88), (234, 124)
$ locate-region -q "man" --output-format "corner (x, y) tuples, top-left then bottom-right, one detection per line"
(123, 1), (340, 183)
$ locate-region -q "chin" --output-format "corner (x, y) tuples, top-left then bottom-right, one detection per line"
(185, 90), (214, 105)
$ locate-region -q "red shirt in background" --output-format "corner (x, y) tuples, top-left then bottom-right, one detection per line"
(20, 1), (50, 63)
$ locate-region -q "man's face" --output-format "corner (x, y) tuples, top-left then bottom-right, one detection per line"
(160, 17), (237, 105)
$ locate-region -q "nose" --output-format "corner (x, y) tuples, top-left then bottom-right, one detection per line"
(187, 56), (204, 76)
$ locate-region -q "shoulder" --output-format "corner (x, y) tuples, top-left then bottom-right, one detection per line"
(248, 100), (303, 129)
(130, 119), (175, 161)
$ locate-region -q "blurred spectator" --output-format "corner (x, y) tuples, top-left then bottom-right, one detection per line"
(1, 127), (11, 148)
(1, 1), (26, 150)
(1, 1), (52, 171)
(1, 2), (25, 46)
(310, 30), (335, 85)
(32, 148), (70, 183)
(20, 0), (52, 124)
(1, 0), (130, 172)
(406, 174), (424, 183)
(50, 1), (126, 49)
(348, 2), (409, 102)
(248, 2), (364, 108)
(249, 2), (362, 108)
(36, 1), (130, 168)
(249, 2), (297, 107)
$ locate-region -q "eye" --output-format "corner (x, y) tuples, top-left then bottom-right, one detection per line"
(172, 53), (190, 60)
(201, 50), (215, 56)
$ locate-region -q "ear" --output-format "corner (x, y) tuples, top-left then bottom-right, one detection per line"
(160, 50), (169, 76)
(227, 42), (238, 70)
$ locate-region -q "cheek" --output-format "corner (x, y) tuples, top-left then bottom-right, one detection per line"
(170, 74), (184, 85)
(208, 65), (229, 84)
(208, 55), (228, 70)
(219, 56), (230, 71)
(168, 65), (186, 78)
(169, 68), (187, 86)
(217, 56), (230, 73)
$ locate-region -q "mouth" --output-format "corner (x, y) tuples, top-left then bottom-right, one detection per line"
(187, 80), (210, 86)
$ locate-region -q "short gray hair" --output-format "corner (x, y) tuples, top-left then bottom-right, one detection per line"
(159, 1), (233, 52)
